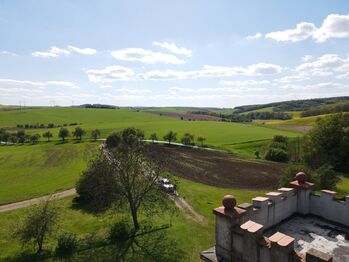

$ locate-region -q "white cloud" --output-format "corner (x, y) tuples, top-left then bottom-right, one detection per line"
(302, 55), (313, 62)
(115, 88), (151, 95)
(265, 13), (349, 43)
(279, 82), (347, 90)
(219, 80), (270, 86)
(266, 22), (317, 42)
(138, 63), (282, 80)
(86, 65), (135, 83)
(32, 46), (70, 58)
(68, 45), (97, 55)
(32, 45), (97, 58)
(152, 41), (192, 57)
(0, 78), (79, 89)
(296, 54), (348, 76)
(168, 87), (194, 94)
(274, 75), (309, 83)
(111, 48), (185, 64)
(247, 32), (263, 40)
(313, 14), (349, 42)
(1, 51), (18, 56)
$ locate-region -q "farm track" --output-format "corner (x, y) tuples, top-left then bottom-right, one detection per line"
(0, 188), (76, 213)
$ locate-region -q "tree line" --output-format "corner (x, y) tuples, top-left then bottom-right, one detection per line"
(0, 127), (101, 144)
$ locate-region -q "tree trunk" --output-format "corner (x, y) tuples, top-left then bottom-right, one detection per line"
(131, 207), (140, 231)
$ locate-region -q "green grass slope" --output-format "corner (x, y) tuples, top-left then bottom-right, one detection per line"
(0, 142), (96, 204)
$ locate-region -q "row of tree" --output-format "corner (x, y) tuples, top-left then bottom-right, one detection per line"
(0, 127), (101, 143)
(16, 122), (79, 129)
(150, 131), (206, 146)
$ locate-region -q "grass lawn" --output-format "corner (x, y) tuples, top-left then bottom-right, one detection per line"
(0, 177), (265, 262)
(0, 142), (97, 204)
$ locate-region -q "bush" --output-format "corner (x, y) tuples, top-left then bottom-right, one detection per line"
(268, 141), (288, 150)
(55, 233), (78, 257)
(312, 165), (338, 190)
(273, 135), (288, 144)
(279, 164), (311, 187)
(264, 148), (289, 163)
(109, 219), (132, 243)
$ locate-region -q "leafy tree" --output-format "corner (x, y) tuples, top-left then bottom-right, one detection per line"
(106, 132), (121, 148)
(76, 154), (117, 212)
(9, 135), (18, 144)
(312, 165), (338, 191)
(149, 133), (158, 143)
(13, 200), (59, 254)
(303, 114), (349, 170)
(30, 134), (41, 144)
(181, 133), (194, 145)
(163, 131), (177, 145)
(109, 139), (166, 231)
(197, 136), (206, 147)
(58, 128), (69, 142)
(17, 130), (26, 143)
(0, 130), (10, 143)
(264, 148), (289, 163)
(78, 128), (167, 231)
(42, 131), (53, 142)
(72, 127), (86, 140)
(91, 129), (101, 141)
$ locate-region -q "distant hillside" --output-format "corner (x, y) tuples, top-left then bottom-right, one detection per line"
(233, 96), (349, 113)
(301, 101), (349, 117)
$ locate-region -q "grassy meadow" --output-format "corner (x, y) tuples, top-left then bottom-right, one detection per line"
(0, 178), (265, 261)
(0, 142), (97, 204)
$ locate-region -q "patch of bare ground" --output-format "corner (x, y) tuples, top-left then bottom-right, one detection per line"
(274, 125), (313, 132)
(145, 144), (287, 190)
(145, 111), (222, 121)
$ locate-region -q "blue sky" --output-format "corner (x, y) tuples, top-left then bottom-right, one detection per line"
(0, 0), (349, 107)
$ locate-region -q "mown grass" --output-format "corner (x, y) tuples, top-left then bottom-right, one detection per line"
(0, 142), (97, 204)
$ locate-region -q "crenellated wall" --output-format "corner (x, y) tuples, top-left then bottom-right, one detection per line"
(201, 174), (347, 262)
(310, 190), (349, 227)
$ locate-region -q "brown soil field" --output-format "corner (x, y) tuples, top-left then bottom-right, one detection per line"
(146, 111), (222, 121)
(145, 144), (287, 190)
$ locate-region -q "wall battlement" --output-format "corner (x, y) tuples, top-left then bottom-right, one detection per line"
(201, 172), (348, 262)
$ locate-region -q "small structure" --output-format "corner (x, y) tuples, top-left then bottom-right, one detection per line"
(200, 172), (349, 262)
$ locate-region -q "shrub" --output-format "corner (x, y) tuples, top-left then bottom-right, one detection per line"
(273, 135), (288, 144)
(264, 148), (289, 163)
(55, 233), (78, 257)
(279, 164), (311, 187)
(109, 219), (132, 243)
(268, 141), (288, 150)
(312, 165), (338, 190)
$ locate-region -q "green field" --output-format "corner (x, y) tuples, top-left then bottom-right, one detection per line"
(0, 142), (96, 204)
(0, 178), (265, 261)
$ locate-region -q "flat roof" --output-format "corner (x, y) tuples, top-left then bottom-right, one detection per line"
(265, 215), (349, 262)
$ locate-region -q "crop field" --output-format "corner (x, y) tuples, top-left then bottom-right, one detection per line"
(0, 107), (299, 148)
(0, 107), (300, 203)
(145, 144), (286, 189)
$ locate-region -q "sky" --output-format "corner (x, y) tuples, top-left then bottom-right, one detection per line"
(0, 0), (349, 108)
